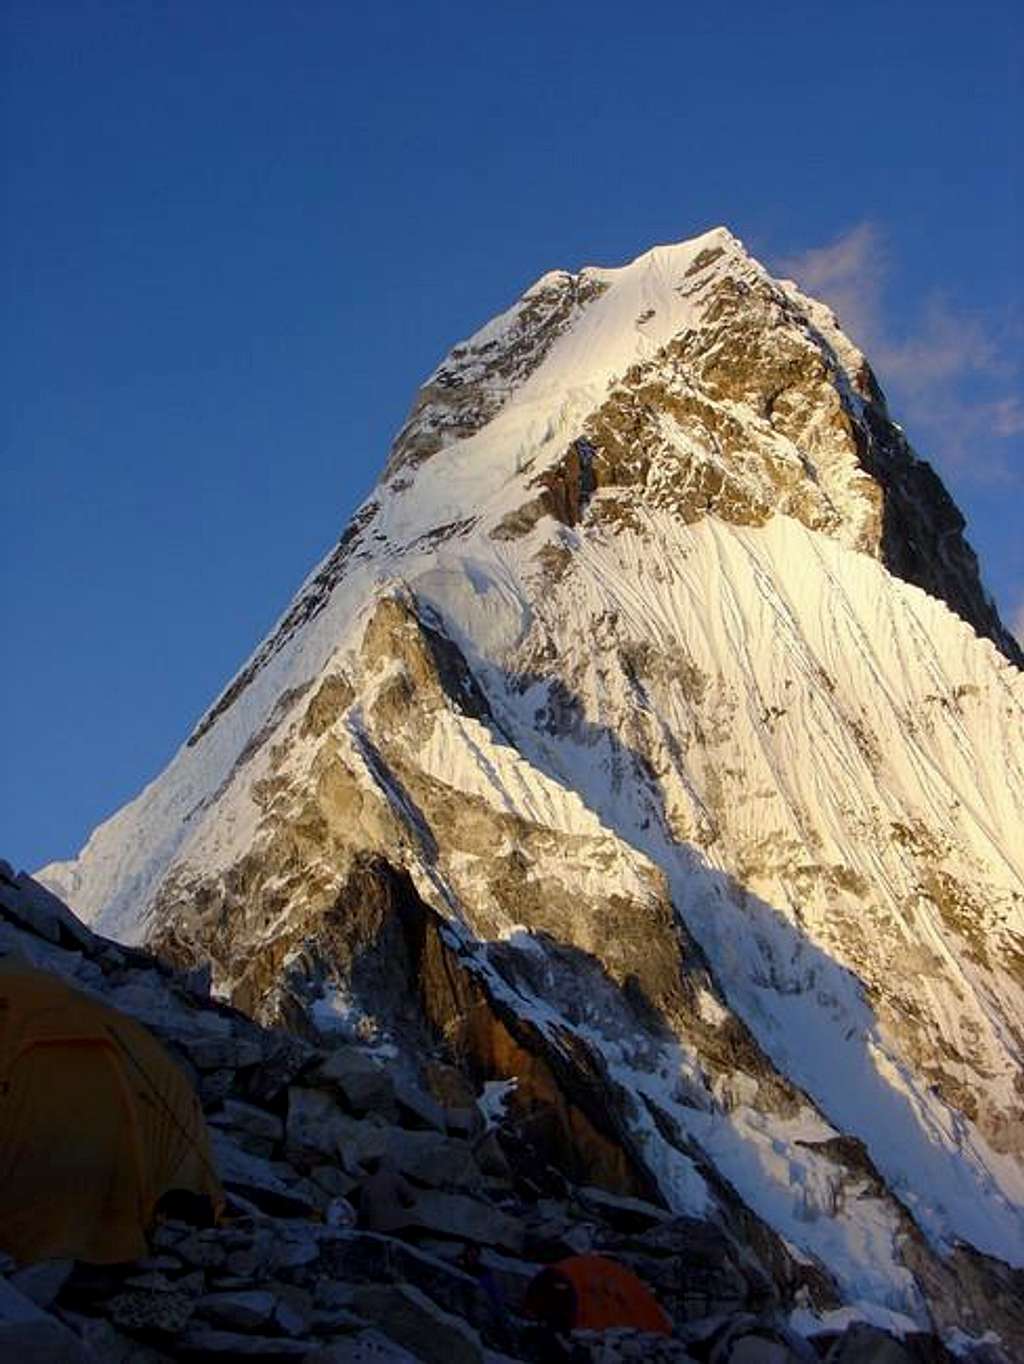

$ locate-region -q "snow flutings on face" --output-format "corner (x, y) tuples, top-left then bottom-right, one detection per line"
(776, 223), (1023, 484)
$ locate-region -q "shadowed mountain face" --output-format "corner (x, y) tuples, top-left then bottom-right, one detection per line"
(39, 229), (1024, 1345)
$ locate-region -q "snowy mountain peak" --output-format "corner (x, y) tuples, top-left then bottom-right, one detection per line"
(383, 225), (760, 492)
(37, 227), (1024, 1350)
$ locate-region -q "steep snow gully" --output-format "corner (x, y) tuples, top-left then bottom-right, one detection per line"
(40, 228), (1024, 1349)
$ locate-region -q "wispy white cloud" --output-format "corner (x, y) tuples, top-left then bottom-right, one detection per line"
(774, 224), (1023, 484)
(776, 222), (886, 352)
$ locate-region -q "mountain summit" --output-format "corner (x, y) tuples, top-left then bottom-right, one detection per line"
(41, 229), (1024, 1346)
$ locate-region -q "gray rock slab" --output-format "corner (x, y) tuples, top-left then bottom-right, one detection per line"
(308, 1307), (367, 1334)
(177, 1326), (312, 1357)
(224, 1231), (278, 1279)
(211, 1132), (315, 1215)
(389, 1127), (482, 1191)
(178, 1232), (229, 1270)
(707, 1320), (807, 1364)
(572, 1328), (698, 1362)
(272, 1292), (312, 1338)
(318, 1232), (487, 1329)
(393, 1076), (446, 1132)
(0, 1317), (99, 1363)
(351, 1283), (483, 1364)
(210, 1100), (285, 1145)
(106, 979), (230, 1040)
(123, 1271), (182, 1292)
(245, 1033), (320, 1107)
(311, 1165), (359, 1199)
(189, 1034), (264, 1071)
(0, 870), (95, 949)
(444, 1107), (484, 1140)
(8, 1259), (73, 1308)
(471, 1131), (511, 1181)
(65, 1313), (176, 1362)
(319, 1051), (397, 1119)
(824, 1325), (917, 1363)
(303, 1331), (420, 1362)
(196, 1289), (278, 1330)
(287, 1089), (384, 1165)
(410, 1190), (525, 1254)
(0, 1279), (51, 1325)
(577, 1185), (670, 1230)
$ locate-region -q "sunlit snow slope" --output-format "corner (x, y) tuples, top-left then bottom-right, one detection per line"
(41, 228), (1024, 1343)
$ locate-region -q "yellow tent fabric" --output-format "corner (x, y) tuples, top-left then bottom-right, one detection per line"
(0, 958), (223, 1265)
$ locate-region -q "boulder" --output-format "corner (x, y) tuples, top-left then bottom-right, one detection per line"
(189, 1034), (264, 1072)
(303, 1332), (420, 1362)
(577, 1186), (669, 1232)
(319, 1051), (397, 1119)
(211, 1227), (276, 1280)
(266, 1219), (323, 1272)
(389, 1128), (483, 1191)
(445, 1107), (484, 1140)
(178, 1231), (228, 1270)
(619, 1218), (754, 1321)
(63, 1313), (176, 1361)
(273, 1290), (312, 1338)
(287, 1090), (385, 1166)
(107, 981), (232, 1043)
(244, 1033), (319, 1107)
(472, 1130), (512, 1181)
(8, 1259), (73, 1308)
(0, 869), (95, 950)
(825, 1326), (918, 1363)
(196, 1290), (278, 1331)
(209, 1101), (285, 1158)
(408, 1190), (525, 1254)
(308, 1306), (366, 1335)
(350, 1284), (483, 1364)
(311, 1166), (359, 1199)
(176, 1326), (312, 1357)
(318, 1233), (489, 1330)
(0, 1278), (98, 1363)
(124, 1271), (187, 1292)
(0, 1318), (100, 1363)
(571, 1327), (698, 1361)
(211, 1132), (318, 1216)
(393, 1076), (446, 1132)
(200, 1070), (240, 1106)
(718, 1340), (801, 1364)
(424, 1062), (478, 1110)
(707, 1317), (813, 1363)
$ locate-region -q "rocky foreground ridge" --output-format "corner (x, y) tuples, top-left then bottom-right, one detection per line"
(38, 229), (1024, 1348)
(2, 862), (1019, 1363)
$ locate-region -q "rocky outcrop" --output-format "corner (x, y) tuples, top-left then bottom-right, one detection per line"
(4, 870), (1006, 1362)
(385, 272), (608, 479)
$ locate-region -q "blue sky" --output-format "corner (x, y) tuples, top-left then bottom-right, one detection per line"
(2, 0), (1021, 873)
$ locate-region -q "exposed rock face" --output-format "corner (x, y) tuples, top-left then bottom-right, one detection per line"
(37, 228), (1024, 1349)
(385, 271), (609, 479)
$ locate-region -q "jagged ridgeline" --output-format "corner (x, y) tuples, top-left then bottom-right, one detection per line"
(40, 228), (1024, 1347)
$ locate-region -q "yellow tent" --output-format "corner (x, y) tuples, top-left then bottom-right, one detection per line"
(0, 958), (223, 1264)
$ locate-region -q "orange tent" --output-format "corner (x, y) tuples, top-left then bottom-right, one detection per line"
(525, 1254), (672, 1335)
(0, 958), (223, 1265)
